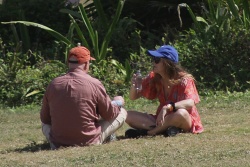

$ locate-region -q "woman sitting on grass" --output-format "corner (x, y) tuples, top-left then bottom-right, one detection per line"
(125, 45), (204, 138)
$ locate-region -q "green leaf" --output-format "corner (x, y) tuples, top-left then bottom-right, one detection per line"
(207, 0), (216, 21)
(178, 3), (202, 31)
(10, 24), (20, 45)
(68, 14), (89, 48)
(110, 59), (126, 75)
(18, 11), (30, 52)
(242, 0), (250, 28)
(1, 21), (72, 46)
(100, 0), (124, 60)
(78, 4), (96, 44)
(226, 0), (242, 23)
(25, 90), (41, 97)
(196, 16), (209, 26)
(93, 0), (108, 30)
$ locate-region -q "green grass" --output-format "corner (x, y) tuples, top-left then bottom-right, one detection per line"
(0, 91), (250, 167)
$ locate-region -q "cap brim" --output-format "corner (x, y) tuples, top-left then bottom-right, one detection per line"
(147, 50), (164, 58)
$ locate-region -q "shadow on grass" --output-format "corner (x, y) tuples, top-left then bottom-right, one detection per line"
(15, 141), (51, 152)
(1, 141), (51, 154)
(1, 136), (129, 154)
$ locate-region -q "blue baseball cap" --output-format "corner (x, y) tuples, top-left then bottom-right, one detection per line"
(147, 45), (178, 63)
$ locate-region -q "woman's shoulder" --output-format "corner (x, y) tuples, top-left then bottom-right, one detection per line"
(179, 75), (195, 87)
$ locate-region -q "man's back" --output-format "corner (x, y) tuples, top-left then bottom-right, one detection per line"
(41, 68), (120, 147)
(40, 46), (126, 149)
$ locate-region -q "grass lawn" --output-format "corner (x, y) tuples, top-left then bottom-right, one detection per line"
(0, 91), (250, 167)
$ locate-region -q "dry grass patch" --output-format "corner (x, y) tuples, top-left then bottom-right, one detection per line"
(0, 92), (250, 166)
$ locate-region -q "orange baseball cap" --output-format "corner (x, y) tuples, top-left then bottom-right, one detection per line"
(68, 46), (95, 64)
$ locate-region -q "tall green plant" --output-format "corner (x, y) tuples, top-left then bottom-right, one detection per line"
(79, 0), (124, 62)
(226, 0), (250, 28)
(174, 0), (250, 92)
(178, 0), (250, 34)
(178, 1), (231, 41)
(1, 0), (134, 98)
(1, 21), (73, 55)
(1, 0), (125, 64)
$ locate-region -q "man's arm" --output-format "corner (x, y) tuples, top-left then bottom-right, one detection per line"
(96, 84), (121, 121)
(40, 93), (51, 125)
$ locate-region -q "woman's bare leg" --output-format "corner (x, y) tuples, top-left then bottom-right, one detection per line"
(126, 110), (156, 130)
(147, 109), (192, 135)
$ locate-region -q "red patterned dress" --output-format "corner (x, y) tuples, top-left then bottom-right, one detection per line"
(141, 72), (204, 133)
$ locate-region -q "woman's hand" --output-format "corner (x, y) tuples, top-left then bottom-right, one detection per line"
(156, 107), (167, 126)
(131, 73), (137, 87)
(129, 73), (142, 100)
(156, 104), (173, 126)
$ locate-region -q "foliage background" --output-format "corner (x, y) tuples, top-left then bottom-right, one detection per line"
(0, 0), (249, 107)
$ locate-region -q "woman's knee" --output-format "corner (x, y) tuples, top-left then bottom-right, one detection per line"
(175, 109), (192, 129)
(175, 109), (190, 120)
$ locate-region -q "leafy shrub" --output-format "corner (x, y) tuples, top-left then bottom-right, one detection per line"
(90, 58), (127, 97)
(174, 25), (250, 93)
(0, 60), (67, 107)
(89, 45), (153, 98)
(0, 39), (67, 107)
(174, 0), (250, 93)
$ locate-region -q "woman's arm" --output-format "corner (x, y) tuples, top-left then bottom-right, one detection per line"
(129, 73), (143, 100)
(129, 84), (142, 100)
(175, 99), (195, 110)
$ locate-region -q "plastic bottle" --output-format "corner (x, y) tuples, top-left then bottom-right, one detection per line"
(135, 70), (142, 91)
(111, 100), (123, 107)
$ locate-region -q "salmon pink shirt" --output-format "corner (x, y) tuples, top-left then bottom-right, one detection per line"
(141, 72), (204, 133)
(40, 68), (120, 147)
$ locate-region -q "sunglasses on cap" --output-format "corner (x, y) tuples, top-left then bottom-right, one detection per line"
(152, 57), (161, 64)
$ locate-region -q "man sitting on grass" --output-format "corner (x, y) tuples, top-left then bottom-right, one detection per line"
(40, 46), (127, 149)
